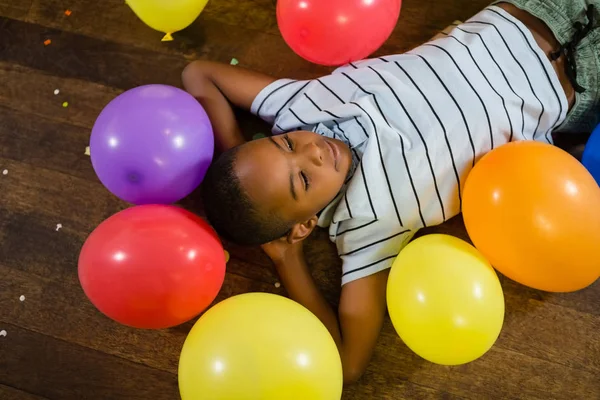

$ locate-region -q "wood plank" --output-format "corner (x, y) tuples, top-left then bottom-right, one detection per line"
(343, 378), (467, 400)
(0, 384), (48, 400)
(498, 293), (600, 373)
(369, 322), (600, 400)
(0, 1), (32, 20)
(0, 62), (121, 129)
(0, 324), (179, 400)
(0, 162), (125, 283)
(0, 261), (282, 374)
(0, 106), (97, 181)
(0, 15), (326, 90)
(500, 276), (600, 317)
(0, 16), (186, 90)
(523, 280), (600, 317)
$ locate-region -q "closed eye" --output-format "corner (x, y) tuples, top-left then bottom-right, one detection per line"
(301, 171), (309, 190)
(283, 134), (293, 150)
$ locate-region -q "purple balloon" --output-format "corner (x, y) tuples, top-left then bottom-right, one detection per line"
(90, 85), (214, 204)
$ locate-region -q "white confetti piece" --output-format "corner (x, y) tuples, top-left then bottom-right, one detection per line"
(0, 330), (6, 337)
(274, 282), (281, 288)
(54, 89), (60, 95)
(56, 223), (63, 231)
(84, 146), (90, 156)
(19, 295), (25, 302)
(2, 169), (7, 175)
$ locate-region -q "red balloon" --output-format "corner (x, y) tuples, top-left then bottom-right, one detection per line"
(78, 205), (226, 329)
(277, 0), (402, 66)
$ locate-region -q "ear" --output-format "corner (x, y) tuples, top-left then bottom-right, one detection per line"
(287, 215), (319, 244)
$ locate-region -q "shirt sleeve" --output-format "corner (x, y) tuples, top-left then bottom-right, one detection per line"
(249, 73), (368, 136)
(334, 218), (416, 286)
(250, 79), (312, 134)
(331, 57), (393, 75)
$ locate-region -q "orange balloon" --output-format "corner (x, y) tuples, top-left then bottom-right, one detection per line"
(463, 141), (600, 292)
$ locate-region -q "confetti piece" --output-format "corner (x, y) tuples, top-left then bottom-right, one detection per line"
(19, 295), (25, 302)
(252, 133), (266, 141)
(62, 101), (69, 108)
(56, 223), (63, 232)
(224, 250), (230, 263)
(2, 169), (7, 175)
(44, 39), (52, 46)
(65, 10), (72, 16)
(54, 89), (60, 95)
(274, 282), (281, 288)
(84, 146), (90, 156)
(0, 330), (6, 337)
(230, 58), (239, 66)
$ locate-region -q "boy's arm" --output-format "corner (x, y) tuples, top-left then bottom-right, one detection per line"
(263, 241), (388, 384)
(181, 61), (276, 151)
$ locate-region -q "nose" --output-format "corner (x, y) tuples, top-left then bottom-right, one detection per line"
(304, 141), (324, 166)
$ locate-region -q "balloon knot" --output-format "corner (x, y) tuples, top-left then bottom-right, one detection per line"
(161, 33), (174, 42)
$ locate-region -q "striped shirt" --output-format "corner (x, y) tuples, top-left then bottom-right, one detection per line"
(250, 6), (568, 285)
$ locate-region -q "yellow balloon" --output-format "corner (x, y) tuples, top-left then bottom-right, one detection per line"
(178, 293), (343, 400)
(387, 234), (505, 365)
(127, 0), (209, 41)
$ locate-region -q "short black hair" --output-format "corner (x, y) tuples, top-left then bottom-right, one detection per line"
(201, 147), (293, 246)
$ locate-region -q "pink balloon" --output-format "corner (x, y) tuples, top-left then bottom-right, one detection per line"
(277, 0), (402, 66)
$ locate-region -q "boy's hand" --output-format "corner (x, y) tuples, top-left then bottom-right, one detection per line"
(261, 238), (303, 265)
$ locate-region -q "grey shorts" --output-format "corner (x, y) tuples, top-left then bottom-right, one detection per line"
(495, 0), (600, 133)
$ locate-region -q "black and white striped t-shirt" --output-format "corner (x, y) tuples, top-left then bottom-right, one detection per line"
(250, 6), (568, 285)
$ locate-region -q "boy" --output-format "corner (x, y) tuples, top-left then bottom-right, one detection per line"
(182, 1), (599, 383)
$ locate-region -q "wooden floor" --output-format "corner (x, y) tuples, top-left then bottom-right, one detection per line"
(0, 1), (598, 399)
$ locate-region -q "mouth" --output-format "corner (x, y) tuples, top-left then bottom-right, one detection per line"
(325, 139), (339, 171)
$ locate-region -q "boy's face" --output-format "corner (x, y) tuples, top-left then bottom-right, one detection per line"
(234, 130), (353, 224)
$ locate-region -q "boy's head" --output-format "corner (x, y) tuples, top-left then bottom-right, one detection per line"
(202, 130), (353, 246)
